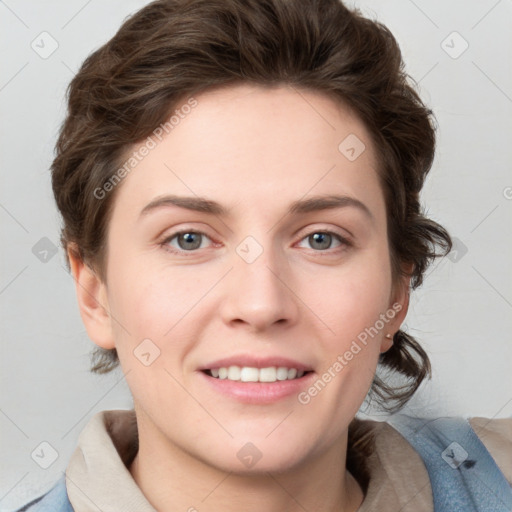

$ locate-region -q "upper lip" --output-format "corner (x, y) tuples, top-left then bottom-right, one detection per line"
(199, 355), (314, 372)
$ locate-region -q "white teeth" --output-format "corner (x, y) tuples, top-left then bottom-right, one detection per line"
(208, 366), (307, 382)
(259, 367), (277, 382)
(240, 367), (259, 382)
(276, 367), (289, 380)
(227, 366), (241, 381)
(287, 368), (297, 379)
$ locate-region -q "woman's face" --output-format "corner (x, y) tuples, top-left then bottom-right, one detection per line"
(83, 84), (408, 473)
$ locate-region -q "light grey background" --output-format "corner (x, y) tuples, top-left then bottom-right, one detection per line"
(1, 0), (511, 510)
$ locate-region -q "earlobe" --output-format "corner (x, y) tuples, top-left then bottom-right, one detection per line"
(380, 276), (411, 353)
(67, 245), (115, 350)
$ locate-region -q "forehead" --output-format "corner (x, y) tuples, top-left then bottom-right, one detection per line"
(109, 83), (384, 223)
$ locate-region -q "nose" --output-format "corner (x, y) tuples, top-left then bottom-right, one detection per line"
(219, 238), (300, 333)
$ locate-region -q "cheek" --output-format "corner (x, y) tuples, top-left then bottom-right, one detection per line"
(300, 262), (392, 424)
(107, 256), (211, 352)
(308, 253), (393, 343)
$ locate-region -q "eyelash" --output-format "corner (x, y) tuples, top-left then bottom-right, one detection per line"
(159, 228), (352, 256)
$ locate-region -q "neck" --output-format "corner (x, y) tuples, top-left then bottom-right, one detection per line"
(128, 414), (364, 512)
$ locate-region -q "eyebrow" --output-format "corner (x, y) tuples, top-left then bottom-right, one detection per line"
(139, 194), (373, 221)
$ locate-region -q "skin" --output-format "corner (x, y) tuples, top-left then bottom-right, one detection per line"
(69, 83), (410, 512)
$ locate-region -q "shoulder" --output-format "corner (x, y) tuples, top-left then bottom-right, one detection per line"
(469, 416), (512, 484)
(11, 474), (73, 512)
(371, 414), (512, 510)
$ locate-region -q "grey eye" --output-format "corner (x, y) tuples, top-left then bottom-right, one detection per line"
(176, 232), (203, 250)
(308, 232), (333, 250)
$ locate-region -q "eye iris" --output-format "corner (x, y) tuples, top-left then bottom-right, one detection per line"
(178, 232), (201, 250)
(310, 232), (331, 250)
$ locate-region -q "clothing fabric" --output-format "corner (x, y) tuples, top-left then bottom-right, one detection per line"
(388, 414), (512, 511)
(13, 409), (512, 511)
(12, 476), (72, 512)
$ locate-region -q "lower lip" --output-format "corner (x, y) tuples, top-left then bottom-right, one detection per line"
(198, 371), (316, 404)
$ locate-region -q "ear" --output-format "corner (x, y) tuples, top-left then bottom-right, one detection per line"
(380, 273), (411, 353)
(67, 244), (115, 350)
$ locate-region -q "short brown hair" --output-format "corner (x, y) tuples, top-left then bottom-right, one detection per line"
(53, 0), (451, 417)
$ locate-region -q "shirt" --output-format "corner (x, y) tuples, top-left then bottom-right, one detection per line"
(62, 409), (512, 511)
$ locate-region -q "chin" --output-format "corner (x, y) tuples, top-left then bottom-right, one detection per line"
(198, 436), (313, 476)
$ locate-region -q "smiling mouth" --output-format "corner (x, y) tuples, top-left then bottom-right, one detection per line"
(203, 366), (313, 383)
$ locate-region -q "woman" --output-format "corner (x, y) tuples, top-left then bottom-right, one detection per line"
(14, 0), (512, 510)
